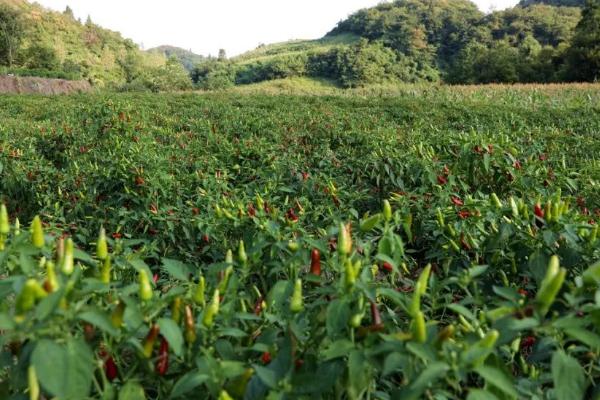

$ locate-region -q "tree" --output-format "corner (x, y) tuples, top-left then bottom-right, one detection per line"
(218, 49), (227, 61)
(566, 0), (600, 81)
(64, 6), (74, 19)
(0, 5), (24, 67)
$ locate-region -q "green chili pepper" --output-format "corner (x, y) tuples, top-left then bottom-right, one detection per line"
(111, 301), (125, 329)
(100, 256), (111, 284)
(172, 297), (183, 324)
(383, 200), (392, 222)
(360, 213), (381, 233)
(290, 279), (304, 313)
(62, 238), (74, 275)
(139, 270), (153, 301)
(28, 365), (40, 400)
(203, 289), (220, 328)
(338, 223), (352, 257)
(184, 305), (197, 344)
(194, 276), (206, 306)
(96, 227), (108, 260)
(238, 240), (247, 265)
(412, 311), (427, 343)
(31, 216), (44, 249)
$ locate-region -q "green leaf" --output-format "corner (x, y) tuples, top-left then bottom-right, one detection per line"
(467, 389), (499, 400)
(157, 318), (184, 357)
(404, 362), (450, 399)
(348, 350), (371, 399)
(169, 372), (208, 399)
(326, 299), (351, 338)
(32, 338), (94, 399)
(322, 340), (355, 360)
(564, 328), (600, 349)
(552, 351), (587, 400)
(447, 303), (476, 321)
(474, 365), (518, 398)
(35, 289), (63, 321)
(119, 381), (146, 400)
(0, 313), (15, 330)
(79, 309), (119, 336)
(161, 258), (190, 281)
(252, 364), (279, 389)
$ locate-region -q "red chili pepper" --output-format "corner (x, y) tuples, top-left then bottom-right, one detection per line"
(437, 175), (448, 185)
(310, 249), (321, 276)
(295, 359), (304, 370)
(382, 262), (393, 273)
(513, 160), (522, 170)
(247, 203), (256, 217)
(518, 288), (528, 297)
(142, 324), (160, 358)
(155, 337), (169, 376)
(451, 196), (464, 206)
(261, 352), (272, 365)
(534, 204), (545, 218)
(135, 176), (145, 186)
(286, 208), (298, 222)
(521, 336), (536, 350)
(370, 301), (383, 331)
(254, 296), (264, 315)
(458, 210), (471, 219)
(153, 274), (159, 284)
(112, 232), (122, 239)
(105, 356), (118, 381)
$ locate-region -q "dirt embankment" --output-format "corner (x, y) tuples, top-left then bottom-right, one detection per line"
(0, 75), (92, 95)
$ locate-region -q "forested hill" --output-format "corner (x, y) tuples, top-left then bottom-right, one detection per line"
(0, 0), (191, 90)
(519, 0), (586, 7)
(0, 0), (598, 90)
(192, 0), (596, 89)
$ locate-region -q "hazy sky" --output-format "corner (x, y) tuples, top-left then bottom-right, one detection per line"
(34, 0), (519, 56)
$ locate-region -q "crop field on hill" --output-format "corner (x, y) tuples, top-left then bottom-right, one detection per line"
(1, 86), (600, 399)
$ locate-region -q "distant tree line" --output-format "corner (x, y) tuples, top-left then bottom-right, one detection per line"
(193, 0), (599, 89)
(1, 0), (598, 90)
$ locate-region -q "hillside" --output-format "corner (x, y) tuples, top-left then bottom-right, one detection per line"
(519, 0), (586, 7)
(0, 0), (170, 87)
(147, 45), (205, 72)
(192, 0), (593, 89)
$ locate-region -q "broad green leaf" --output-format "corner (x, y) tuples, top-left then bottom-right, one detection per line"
(252, 364), (279, 389)
(467, 389), (499, 400)
(169, 372), (208, 399)
(326, 299), (351, 338)
(119, 381), (146, 400)
(322, 339), (355, 360)
(161, 258), (190, 281)
(552, 351), (587, 400)
(32, 338), (94, 399)
(79, 309), (119, 336)
(157, 318), (184, 357)
(474, 365), (518, 398)
(564, 328), (600, 349)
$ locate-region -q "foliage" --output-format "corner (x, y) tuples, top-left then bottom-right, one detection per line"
(566, 0), (600, 81)
(0, 87), (599, 397)
(147, 45), (205, 73)
(121, 57), (193, 92)
(191, 59), (236, 90)
(0, 3), (23, 67)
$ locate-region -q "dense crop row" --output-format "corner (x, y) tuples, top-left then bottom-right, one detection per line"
(0, 88), (599, 399)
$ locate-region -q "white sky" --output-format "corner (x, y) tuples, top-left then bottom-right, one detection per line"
(34, 0), (519, 56)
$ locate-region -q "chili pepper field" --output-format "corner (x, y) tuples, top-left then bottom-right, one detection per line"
(1, 86), (600, 399)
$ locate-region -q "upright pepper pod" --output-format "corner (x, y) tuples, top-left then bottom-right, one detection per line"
(462, 330), (499, 366)
(194, 276), (206, 306)
(510, 197), (519, 219)
(62, 238), (74, 275)
(156, 336), (169, 376)
(44, 261), (58, 293)
(412, 311), (427, 343)
(28, 365), (40, 400)
(360, 214), (381, 233)
(184, 305), (197, 344)
(370, 301), (383, 330)
(16, 279), (47, 316)
(290, 279), (304, 313)
(410, 264), (432, 316)
(338, 223), (352, 257)
(310, 249), (322, 276)
(203, 289), (220, 328)
(436, 208), (445, 227)
(344, 259), (358, 289)
(238, 240), (248, 266)
(96, 227), (108, 260)
(535, 256), (566, 317)
(490, 193), (502, 209)
(139, 270), (153, 301)
(14, 218), (20, 236)
(100, 256), (111, 284)
(111, 301), (125, 329)
(142, 324), (160, 358)
(172, 297), (183, 324)
(0, 204), (9, 251)
(31, 216), (44, 249)
(383, 200), (393, 222)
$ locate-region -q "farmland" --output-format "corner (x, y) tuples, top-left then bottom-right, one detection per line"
(1, 85), (600, 399)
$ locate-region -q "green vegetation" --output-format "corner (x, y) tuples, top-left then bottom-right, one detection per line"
(0, 86), (599, 398)
(1, 0), (599, 89)
(0, 0), (190, 90)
